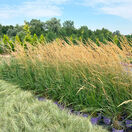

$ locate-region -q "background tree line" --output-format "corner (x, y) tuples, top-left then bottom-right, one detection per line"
(0, 18), (131, 53)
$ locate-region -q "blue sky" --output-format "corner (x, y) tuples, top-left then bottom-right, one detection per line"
(0, 0), (132, 35)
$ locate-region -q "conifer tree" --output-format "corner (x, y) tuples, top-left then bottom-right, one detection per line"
(32, 34), (38, 46)
(23, 22), (32, 44)
(113, 35), (119, 45)
(15, 35), (22, 45)
(3, 35), (10, 50)
(3, 35), (14, 51)
(39, 34), (46, 44)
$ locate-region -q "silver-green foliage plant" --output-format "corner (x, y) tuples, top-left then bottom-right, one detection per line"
(0, 80), (107, 132)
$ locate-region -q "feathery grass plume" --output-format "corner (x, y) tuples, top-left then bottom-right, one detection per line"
(0, 37), (131, 119)
(118, 100), (132, 107)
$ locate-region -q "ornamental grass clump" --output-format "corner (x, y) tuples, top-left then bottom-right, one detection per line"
(0, 38), (131, 120)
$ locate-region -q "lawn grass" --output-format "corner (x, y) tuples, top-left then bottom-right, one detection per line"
(0, 80), (107, 132)
(0, 39), (131, 121)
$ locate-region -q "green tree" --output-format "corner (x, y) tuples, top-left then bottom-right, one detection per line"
(113, 35), (119, 44)
(7, 28), (17, 37)
(23, 22), (32, 44)
(3, 35), (14, 51)
(46, 32), (56, 42)
(23, 22), (31, 35)
(17, 31), (26, 41)
(113, 30), (121, 36)
(63, 20), (75, 36)
(2, 25), (12, 34)
(113, 35), (122, 49)
(15, 35), (22, 45)
(29, 19), (44, 36)
(3, 35), (10, 45)
(78, 26), (91, 42)
(44, 18), (61, 34)
(0, 24), (2, 36)
(39, 34), (46, 44)
(32, 34), (38, 45)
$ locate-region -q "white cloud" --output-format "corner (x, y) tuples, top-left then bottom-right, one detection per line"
(101, 5), (132, 20)
(0, 0), (69, 20)
(81, 0), (132, 20)
(83, 0), (132, 5)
